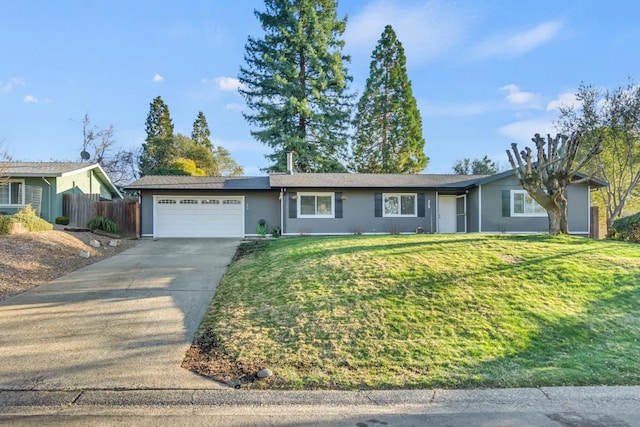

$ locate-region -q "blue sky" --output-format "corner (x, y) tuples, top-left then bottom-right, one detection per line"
(1, 0), (639, 175)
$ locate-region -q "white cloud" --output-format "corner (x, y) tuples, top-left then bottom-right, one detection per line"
(208, 76), (244, 92)
(547, 91), (581, 111)
(225, 103), (245, 112)
(1, 78), (26, 94)
(499, 117), (556, 143)
(345, 0), (472, 62)
(23, 95), (39, 103)
(153, 73), (164, 82)
(472, 21), (562, 59)
(499, 84), (542, 108)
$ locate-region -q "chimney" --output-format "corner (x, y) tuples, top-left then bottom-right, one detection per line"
(286, 151), (294, 175)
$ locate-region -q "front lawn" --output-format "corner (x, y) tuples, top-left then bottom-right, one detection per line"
(186, 234), (640, 389)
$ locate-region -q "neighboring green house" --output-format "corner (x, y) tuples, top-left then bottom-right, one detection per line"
(0, 162), (122, 222)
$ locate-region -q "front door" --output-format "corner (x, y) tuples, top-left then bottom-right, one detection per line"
(438, 195), (456, 233)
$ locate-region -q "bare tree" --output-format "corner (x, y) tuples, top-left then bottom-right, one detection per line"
(79, 113), (115, 164)
(0, 137), (11, 185)
(556, 81), (640, 232)
(506, 132), (601, 235)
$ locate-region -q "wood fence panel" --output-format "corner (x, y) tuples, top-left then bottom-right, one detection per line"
(63, 194), (140, 237)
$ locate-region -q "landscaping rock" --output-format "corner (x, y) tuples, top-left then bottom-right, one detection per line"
(89, 239), (101, 248)
(109, 239), (120, 247)
(79, 251), (91, 258)
(257, 368), (273, 379)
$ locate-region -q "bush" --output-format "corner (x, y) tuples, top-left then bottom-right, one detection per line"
(55, 216), (70, 225)
(87, 216), (119, 234)
(610, 213), (640, 243)
(0, 209), (53, 235)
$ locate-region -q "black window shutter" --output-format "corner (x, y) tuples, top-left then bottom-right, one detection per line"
(417, 193), (425, 217)
(335, 192), (343, 218)
(374, 193), (382, 217)
(502, 190), (510, 217)
(289, 192), (297, 219)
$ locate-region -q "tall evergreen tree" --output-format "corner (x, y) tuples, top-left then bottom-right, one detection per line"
(191, 111), (213, 150)
(352, 25), (428, 173)
(139, 96), (176, 175)
(144, 96), (174, 141)
(238, 0), (354, 172)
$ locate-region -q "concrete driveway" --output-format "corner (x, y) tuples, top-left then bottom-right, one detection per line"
(0, 238), (238, 390)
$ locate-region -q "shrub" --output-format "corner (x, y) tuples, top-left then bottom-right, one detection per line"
(55, 216), (70, 225)
(610, 213), (640, 243)
(0, 210), (53, 234)
(87, 216), (119, 234)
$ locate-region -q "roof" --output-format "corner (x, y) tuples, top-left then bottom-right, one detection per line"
(1, 162), (123, 198)
(2, 162), (101, 177)
(125, 175), (271, 190)
(269, 173), (488, 189)
(469, 168), (608, 188)
(125, 170), (608, 192)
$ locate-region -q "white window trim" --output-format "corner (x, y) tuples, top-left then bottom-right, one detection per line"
(383, 193), (417, 218)
(298, 192), (335, 218)
(510, 190), (547, 217)
(0, 179), (26, 207)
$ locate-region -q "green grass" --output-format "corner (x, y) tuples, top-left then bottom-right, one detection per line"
(194, 234), (640, 389)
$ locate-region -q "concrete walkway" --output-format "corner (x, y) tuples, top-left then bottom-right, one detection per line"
(0, 238), (238, 390)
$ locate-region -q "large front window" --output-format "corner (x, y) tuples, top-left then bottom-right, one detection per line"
(298, 192), (334, 218)
(511, 190), (546, 216)
(383, 193), (416, 217)
(0, 181), (24, 206)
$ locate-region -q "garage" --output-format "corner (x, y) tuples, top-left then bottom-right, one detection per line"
(153, 196), (244, 238)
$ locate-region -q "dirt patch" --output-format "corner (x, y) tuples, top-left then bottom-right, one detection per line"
(500, 254), (524, 264)
(231, 239), (270, 262)
(181, 326), (271, 388)
(0, 229), (137, 301)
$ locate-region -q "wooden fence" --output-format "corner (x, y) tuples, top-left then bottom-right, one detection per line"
(63, 193), (140, 237)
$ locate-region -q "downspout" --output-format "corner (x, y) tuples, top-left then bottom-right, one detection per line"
(41, 177), (52, 222)
(478, 185), (482, 233)
(435, 191), (439, 233)
(280, 188), (284, 236)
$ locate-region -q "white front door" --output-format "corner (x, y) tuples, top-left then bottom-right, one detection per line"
(438, 195), (456, 233)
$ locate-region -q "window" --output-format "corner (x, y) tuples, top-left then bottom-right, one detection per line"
(383, 193), (416, 217)
(0, 180), (24, 206)
(511, 190), (546, 216)
(298, 192), (334, 218)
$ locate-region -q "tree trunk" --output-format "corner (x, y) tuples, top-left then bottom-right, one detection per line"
(547, 192), (570, 235)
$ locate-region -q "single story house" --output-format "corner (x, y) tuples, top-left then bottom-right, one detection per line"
(125, 169), (606, 238)
(0, 162), (122, 222)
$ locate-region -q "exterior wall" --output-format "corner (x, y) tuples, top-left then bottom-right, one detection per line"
(480, 175), (591, 234)
(283, 189), (438, 234)
(138, 190), (280, 236)
(466, 188), (480, 233)
(0, 178), (56, 221)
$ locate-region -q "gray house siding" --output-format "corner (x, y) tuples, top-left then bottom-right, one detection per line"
(479, 175), (591, 235)
(138, 190), (280, 236)
(283, 189), (438, 235)
(466, 188), (480, 233)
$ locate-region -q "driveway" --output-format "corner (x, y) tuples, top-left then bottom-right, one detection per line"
(0, 238), (238, 390)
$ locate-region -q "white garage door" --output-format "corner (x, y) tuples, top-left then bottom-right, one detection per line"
(154, 196), (244, 238)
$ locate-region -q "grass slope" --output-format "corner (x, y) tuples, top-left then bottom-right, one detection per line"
(195, 235), (640, 389)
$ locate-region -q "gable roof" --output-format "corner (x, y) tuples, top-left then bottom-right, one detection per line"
(269, 173), (488, 189)
(125, 175), (271, 190)
(2, 162), (123, 198)
(466, 168), (608, 188)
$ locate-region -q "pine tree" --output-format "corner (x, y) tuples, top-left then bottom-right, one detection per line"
(139, 96), (176, 175)
(352, 25), (428, 173)
(191, 111), (213, 150)
(144, 96), (174, 141)
(239, 0), (354, 172)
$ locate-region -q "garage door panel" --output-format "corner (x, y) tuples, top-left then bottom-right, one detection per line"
(154, 196), (243, 238)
